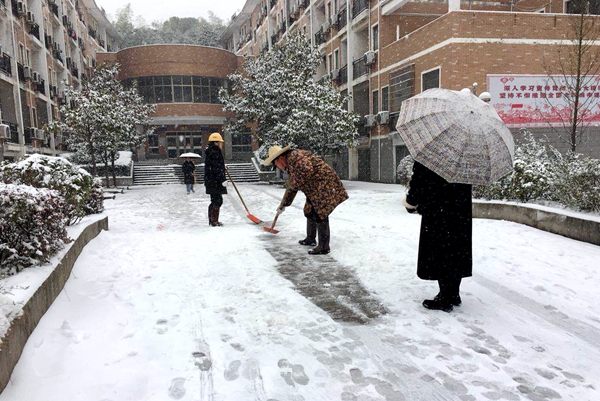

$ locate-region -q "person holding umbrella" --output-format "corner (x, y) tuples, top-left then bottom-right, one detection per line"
(396, 88), (514, 312)
(204, 132), (227, 227)
(263, 145), (348, 255)
(181, 156), (196, 195)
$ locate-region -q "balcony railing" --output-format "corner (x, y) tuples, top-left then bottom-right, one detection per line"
(353, 56), (368, 79)
(339, 7), (348, 30)
(1, 121), (19, 143)
(17, 62), (26, 82)
(35, 78), (46, 95)
(352, 0), (369, 19)
(49, 1), (59, 18)
(0, 53), (11, 76)
(314, 28), (326, 46)
(339, 64), (348, 85)
(29, 23), (41, 41)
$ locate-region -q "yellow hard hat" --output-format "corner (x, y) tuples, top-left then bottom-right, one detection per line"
(208, 132), (224, 142)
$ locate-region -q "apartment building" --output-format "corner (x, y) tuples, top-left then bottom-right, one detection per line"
(0, 0), (119, 162)
(221, 0), (600, 182)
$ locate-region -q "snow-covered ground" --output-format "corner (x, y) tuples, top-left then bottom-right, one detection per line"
(1, 181), (599, 401)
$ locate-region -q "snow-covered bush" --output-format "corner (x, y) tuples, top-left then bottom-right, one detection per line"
(473, 132), (600, 212)
(396, 155), (414, 186)
(0, 154), (95, 225)
(82, 179), (105, 215)
(553, 154), (600, 212)
(474, 132), (557, 202)
(0, 184), (69, 277)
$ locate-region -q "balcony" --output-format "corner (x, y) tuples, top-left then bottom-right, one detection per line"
(49, 1), (59, 18)
(353, 56), (368, 79)
(17, 62), (26, 82)
(35, 78), (46, 95)
(338, 7), (348, 30)
(0, 53), (11, 76)
(339, 64), (348, 85)
(314, 28), (326, 46)
(352, 0), (369, 19)
(29, 23), (41, 41)
(1, 121), (19, 143)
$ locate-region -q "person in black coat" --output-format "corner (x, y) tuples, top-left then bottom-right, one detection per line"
(204, 132), (227, 226)
(403, 161), (473, 312)
(181, 157), (196, 195)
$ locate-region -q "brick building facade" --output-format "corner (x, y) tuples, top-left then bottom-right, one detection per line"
(221, 0), (600, 182)
(0, 0), (119, 162)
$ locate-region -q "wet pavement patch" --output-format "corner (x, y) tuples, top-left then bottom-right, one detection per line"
(264, 242), (388, 324)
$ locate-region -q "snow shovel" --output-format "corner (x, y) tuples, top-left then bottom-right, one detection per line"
(225, 167), (262, 224)
(263, 189), (289, 234)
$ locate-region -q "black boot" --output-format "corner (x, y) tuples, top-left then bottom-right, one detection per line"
(208, 205), (214, 226)
(299, 218), (317, 246)
(213, 206), (223, 227)
(423, 278), (462, 312)
(309, 218), (330, 255)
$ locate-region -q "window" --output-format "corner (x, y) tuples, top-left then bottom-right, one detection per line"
(334, 49), (339, 69)
(232, 132), (252, 152)
(382, 86), (389, 112)
(372, 89), (379, 114)
(389, 64), (415, 113)
(124, 76), (227, 104)
(372, 24), (379, 51)
(565, 0), (600, 13)
(422, 68), (440, 91)
(328, 53), (333, 72)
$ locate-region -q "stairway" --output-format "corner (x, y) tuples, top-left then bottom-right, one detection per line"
(133, 163), (260, 186)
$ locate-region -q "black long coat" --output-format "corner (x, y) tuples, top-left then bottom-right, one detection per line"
(406, 162), (473, 281)
(182, 161), (196, 185)
(204, 144), (227, 195)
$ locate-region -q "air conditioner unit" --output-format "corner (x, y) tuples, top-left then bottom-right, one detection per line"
(17, 1), (26, 16)
(364, 114), (376, 127)
(26, 10), (35, 24)
(329, 14), (338, 28)
(23, 66), (31, 80)
(329, 69), (339, 81)
(321, 22), (330, 32)
(364, 50), (376, 66)
(32, 71), (40, 83)
(0, 124), (10, 139)
(377, 111), (390, 125)
(34, 128), (46, 140)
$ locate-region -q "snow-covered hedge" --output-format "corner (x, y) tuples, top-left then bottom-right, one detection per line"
(0, 154), (103, 225)
(474, 133), (600, 212)
(0, 184), (69, 277)
(82, 179), (105, 215)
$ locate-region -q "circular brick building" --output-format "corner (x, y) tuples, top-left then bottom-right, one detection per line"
(97, 45), (250, 162)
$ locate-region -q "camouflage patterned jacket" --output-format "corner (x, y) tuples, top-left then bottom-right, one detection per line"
(282, 150), (348, 220)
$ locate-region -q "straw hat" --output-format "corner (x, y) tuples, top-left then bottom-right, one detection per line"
(263, 145), (291, 166)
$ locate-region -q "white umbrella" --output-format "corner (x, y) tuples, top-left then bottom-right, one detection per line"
(179, 152), (201, 158)
(395, 88), (514, 185)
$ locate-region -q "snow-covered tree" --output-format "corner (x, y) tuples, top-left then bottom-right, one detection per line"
(219, 32), (359, 156)
(47, 65), (155, 184)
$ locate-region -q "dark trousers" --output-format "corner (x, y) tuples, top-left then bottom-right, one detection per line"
(439, 277), (462, 299)
(210, 193), (223, 208)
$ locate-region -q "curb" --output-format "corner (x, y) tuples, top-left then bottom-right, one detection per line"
(0, 217), (109, 393)
(473, 201), (600, 246)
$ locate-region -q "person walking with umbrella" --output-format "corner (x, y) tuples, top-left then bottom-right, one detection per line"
(263, 145), (348, 255)
(204, 132), (227, 227)
(181, 156), (196, 195)
(397, 88), (514, 312)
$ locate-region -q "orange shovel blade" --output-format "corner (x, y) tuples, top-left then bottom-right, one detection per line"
(247, 214), (262, 224)
(263, 226), (279, 234)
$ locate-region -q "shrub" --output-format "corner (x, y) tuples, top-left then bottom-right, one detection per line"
(553, 154), (600, 212)
(82, 179), (105, 215)
(0, 154), (94, 225)
(396, 155), (414, 186)
(0, 184), (69, 277)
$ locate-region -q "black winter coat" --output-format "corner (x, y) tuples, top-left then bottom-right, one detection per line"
(406, 162), (473, 281)
(182, 161), (196, 185)
(204, 144), (227, 195)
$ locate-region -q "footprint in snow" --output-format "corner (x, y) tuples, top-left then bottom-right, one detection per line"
(278, 359), (309, 386)
(168, 377), (186, 399)
(193, 351), (212, 371)
(155, 319), (168, 334)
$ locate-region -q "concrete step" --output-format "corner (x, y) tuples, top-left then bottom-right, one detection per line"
(133, 163), (260, 186)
